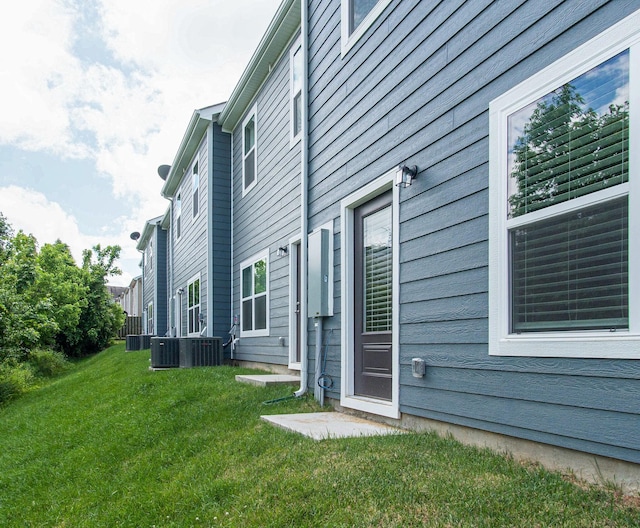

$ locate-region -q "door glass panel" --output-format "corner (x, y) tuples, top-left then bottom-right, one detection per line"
(363, 205), (392, 332)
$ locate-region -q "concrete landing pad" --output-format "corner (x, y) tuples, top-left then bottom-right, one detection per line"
(261, 412), (403, 440)
(236, 374), (301, 387)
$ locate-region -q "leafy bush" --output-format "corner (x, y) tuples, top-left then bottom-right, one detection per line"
(0, 362), (34, 405)
(28, 349), (69, 378)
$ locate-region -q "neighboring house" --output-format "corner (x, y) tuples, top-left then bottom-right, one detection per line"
(160, 103), (231, 339)
(137, 214), (168, 336)
(304, 0), (639, 483)
(108, 285), (127, 304)
(219, 0), (303, 370)
(117, 275), (143, 316)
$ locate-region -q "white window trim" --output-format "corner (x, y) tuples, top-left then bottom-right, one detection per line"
(187, 273), (201, 337)
(290, 36), (303, 147)
(341, 0), (393, 57)
(240, 250), (269, 338)
(488, 9), (640, 359)
(242, 105), (258, 196)
(192, 159), (200, 221)
(340, 169), (399, 419)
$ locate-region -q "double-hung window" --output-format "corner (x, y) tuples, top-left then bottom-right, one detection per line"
(176, 193), (182, 239)
(187, 275), (200, 336)
(240, 252), (269, 337)
(147, 302), (154, 335)
(489, 10), (640, 359)
(192, 161), (199, 218)
(341, 0), (392, 56)
(290, 37), (303, 143)
(242, 106), (257, 194)
(145, 240), (153, 272)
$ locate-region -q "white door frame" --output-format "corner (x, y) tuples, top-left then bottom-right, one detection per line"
(176, 288), (183, 337)
(340, 169), (400, 419)
(288, 234), (302, 370)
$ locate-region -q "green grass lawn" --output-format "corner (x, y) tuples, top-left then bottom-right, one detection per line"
(0, 343), (637, 527)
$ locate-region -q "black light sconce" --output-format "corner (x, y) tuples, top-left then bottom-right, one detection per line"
(277, 245), (288, 257)
(395, 164), (418, 187)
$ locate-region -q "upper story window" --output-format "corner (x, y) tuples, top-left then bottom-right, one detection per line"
(176, 193), (182, 239)
(341, 0), (392, 56)
(242, 106), (257, 194)
(488, 9), (639, 359)
(146, 239), (153, 272)
(290, 37), (303, 143)
(240, 251), (269, 337)
(192, 160), (199, 218)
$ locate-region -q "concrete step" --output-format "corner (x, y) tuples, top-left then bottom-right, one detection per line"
(261, 412), (404, 440)
(235, 374), (301, 387)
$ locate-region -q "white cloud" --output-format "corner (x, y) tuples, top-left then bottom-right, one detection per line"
(0, 0), (282, 284)
(0, 185), (88, 262)
(0, 185), (157, 285)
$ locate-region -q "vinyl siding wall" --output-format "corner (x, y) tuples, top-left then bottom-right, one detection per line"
(209, 123), (232, 338)
(154, 226), (168, 336)
(307, 0), (640, 463)
(142, 236), (155, 334)
(173, 136), (209, 337)
(232, 34), (302, 365)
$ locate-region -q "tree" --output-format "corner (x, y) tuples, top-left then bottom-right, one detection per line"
(34, 241), (88, 355)
(0, 218), (125, 360)
(68, 244), (125, 357)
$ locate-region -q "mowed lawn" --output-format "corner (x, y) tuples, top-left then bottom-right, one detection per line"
(0, 343), (637, 527)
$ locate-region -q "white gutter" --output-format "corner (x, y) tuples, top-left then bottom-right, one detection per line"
(295, 0), (309, 397)
(230, 127), (235, 358)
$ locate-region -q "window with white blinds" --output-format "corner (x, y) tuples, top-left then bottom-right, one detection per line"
(363, 205), (392, 333)
(488, 9), (640, 358)
(507, 50), (629, 333)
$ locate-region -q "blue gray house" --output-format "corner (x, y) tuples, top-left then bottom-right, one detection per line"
(136, 214), (168, 336)
(135, 0), (639, 489)
(160, 103), (231, 339)
(300, 0), (639, 487)
(219, 0), (305, 371)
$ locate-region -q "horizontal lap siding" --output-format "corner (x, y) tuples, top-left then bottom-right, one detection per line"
(154, 227), (168, 336)
(210, 124), (232, 338)
(308, 0), (640, 463)
(232, 36), (302, 365)
(174, 137), (208, 336)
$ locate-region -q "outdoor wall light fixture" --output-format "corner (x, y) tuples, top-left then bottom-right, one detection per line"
(395, 164), (418, 187)
(277, 245), (288, 257)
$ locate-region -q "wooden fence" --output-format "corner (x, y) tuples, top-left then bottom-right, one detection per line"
(117, 316), (142, 339)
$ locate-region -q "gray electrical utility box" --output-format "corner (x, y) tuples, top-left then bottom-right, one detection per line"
(308, 228), (331, 317)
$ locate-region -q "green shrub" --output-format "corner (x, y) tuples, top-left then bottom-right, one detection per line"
(0, 362), (34, 404)
(28, 349), (69, 378)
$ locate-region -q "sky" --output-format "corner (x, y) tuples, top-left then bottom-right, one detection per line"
(0, 0), (281, 287)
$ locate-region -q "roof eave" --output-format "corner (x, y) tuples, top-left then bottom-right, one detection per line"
(218, 0), (300, 132)
(160, 102), (226, 198)
(136, 215), (163, 251)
